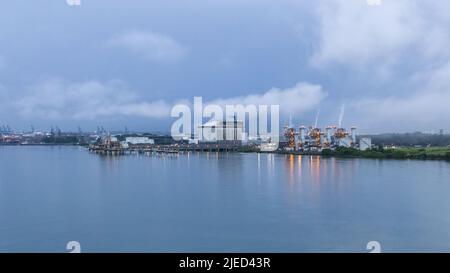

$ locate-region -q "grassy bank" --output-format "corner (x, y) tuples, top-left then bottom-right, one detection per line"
(322, 147), (450, 160)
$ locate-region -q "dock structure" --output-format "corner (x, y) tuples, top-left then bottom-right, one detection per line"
(88, 146), (126, 155)
(88, 133), (243, 156)
(88, 134), (126, 155)
(89, 143), (241, 155)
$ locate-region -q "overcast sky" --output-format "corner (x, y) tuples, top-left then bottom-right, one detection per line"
(0, 0), (449, 133)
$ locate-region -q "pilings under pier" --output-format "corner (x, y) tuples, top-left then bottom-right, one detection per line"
(88, 147), (126, 155)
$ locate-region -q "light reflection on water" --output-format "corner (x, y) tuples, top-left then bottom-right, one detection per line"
(1, 146), (450, 252)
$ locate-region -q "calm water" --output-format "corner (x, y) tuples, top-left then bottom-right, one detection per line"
(1, 146), (450, 252)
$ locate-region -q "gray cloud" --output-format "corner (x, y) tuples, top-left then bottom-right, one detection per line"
(349, 61), (450, 131)
(0, 55), (4, 70)
(107, 30), (187, 62)
(0, 83), (8, 102)
(14, 79), (326, 121)
(15, 79), (172, 120)
(311, 0), (450, 131)
(312, 1), (450, 70)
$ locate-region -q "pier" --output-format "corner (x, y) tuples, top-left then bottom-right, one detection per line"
(88, 143), (241, 155)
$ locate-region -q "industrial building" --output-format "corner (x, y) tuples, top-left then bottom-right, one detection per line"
(283, 125), (358, 151)
(359, 138), (372, 151)
(198, 120), (244, 143)
(125, 137), (155, 145)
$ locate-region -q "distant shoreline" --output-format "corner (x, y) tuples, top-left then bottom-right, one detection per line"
(0, 143), (82, 146)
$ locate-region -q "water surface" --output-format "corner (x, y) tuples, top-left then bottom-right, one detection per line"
(1, 146), (450, 252)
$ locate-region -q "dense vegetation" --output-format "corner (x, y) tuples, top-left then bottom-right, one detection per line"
(360, 132), (450, 147)
(322, 146), (450, 160)
(41, 136), (84, 145)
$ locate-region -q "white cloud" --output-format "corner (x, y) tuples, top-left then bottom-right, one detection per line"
(349, 61), (450, 131)
(210, 82), (326, 115)
(311, 0), (450, 68)
(310, 0), (450, 131)
(107, 30), (187, 62)
(16, 79), (172, 120)
(14, 80), (325, 121)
